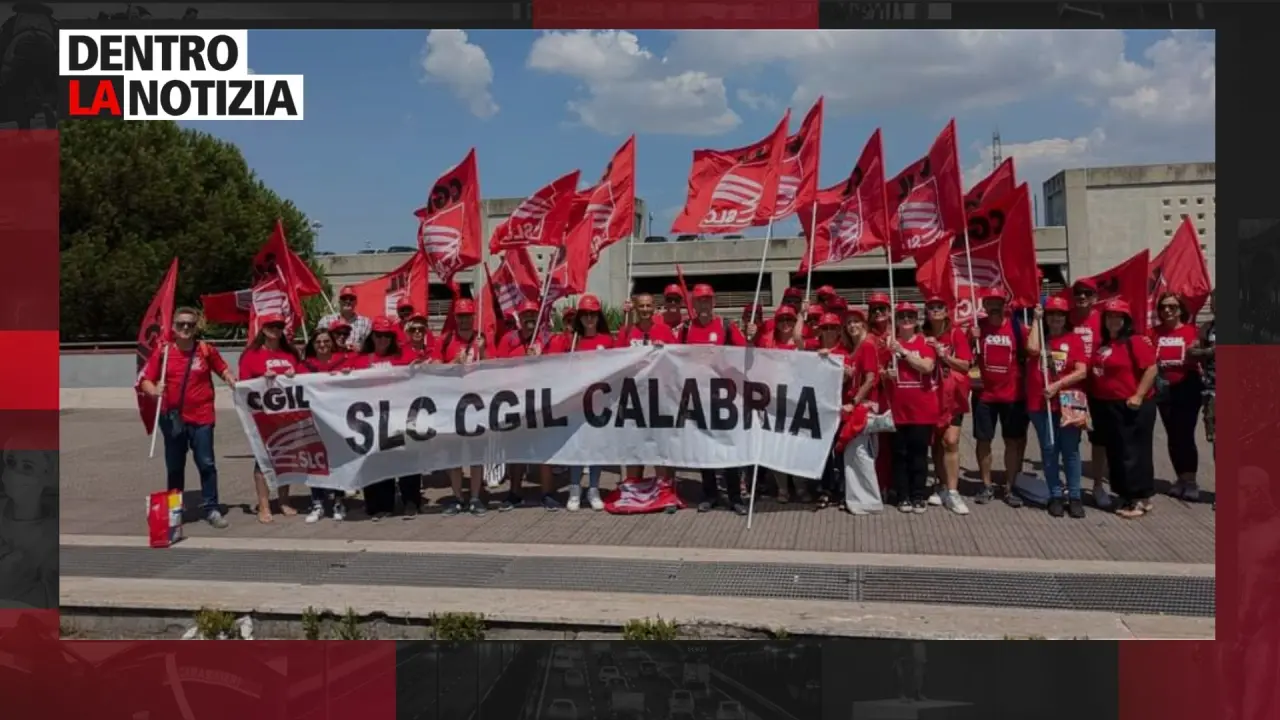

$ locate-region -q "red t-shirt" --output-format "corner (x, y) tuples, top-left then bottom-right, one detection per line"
(301, 353), (351, 373)
(547, 332), (615, 353)
(436, 332), (484, 364)
(1026, 332), (1086, 413)
(1148, 323), (1199, 386)
(846, 340), (880, 405)
(681, 317), (747, 346)
(400, 343), (435, 364)
(353, 351), (413, 370)
(868, 332), (894, 412)
(238, 346), (304, 380)
(142, 342), (229, 427)
(1070, 308), (1103, 358)
(888, 334), (939, 425)
(928, 326), (973, 381)
(617, 321), (677, 347)
(976, 317), (1022, 403)
(495, 331), (539, 359)
(1090, 336), (1157, 401)
(759, 331), (800, 350)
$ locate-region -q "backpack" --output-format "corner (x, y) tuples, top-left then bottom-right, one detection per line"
(680, 317), (736, 346)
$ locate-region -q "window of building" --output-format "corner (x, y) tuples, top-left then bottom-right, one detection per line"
(1198, 228), (1205, 236)
(1196, 197), (1205, 205)
(1179, 198), (1187, 205)
(1163, 214), (1171, 222)
(1164, 229), (1173, 236)
(1197, 213), (1205, 220)
(1162, 198), (1171, 206)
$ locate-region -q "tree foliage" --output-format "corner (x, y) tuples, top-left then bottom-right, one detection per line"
(60, 120), (323, 340)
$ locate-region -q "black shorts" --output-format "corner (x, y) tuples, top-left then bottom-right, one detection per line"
(971, 396), (1029, 442)
(950, 413), (965, 428)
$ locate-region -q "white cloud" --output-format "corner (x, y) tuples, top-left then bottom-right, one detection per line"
(1105, 31), (1214, 126)
(964, 129), (1105, 192)
(736, 89), (777, 111)
(527, 30), (739, 136)
(420, 29), (498, 119)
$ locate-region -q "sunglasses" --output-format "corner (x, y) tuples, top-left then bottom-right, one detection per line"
(173, 321), (196, 330)
(1160, 303), (1181, 311)
(926, 304), (947, 311)
(407, 326), (427, 333)
(1073, 289), (1096, 297)
(264, 323), (285, 331)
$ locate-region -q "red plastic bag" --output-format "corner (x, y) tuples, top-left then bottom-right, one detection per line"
(604, 476), (685, 514)
(835, 404), (869, 453)
(147, 489), (183, 548)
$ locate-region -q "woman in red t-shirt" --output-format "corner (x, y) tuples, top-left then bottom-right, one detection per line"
(400, 310), (437, 365)
(1090, 299), (1159, 519)
(834, 309), (882, 515)
(760, 305), (802, 351)
(300, 326), (353, 523)
(1149, 292), (1204, 500)
(865, 293), (896, 496)
(1026, 298), (1089, 518)
(548, 294), (615, 511)
(886, 302), (939, 513)
(353, 316), (421, 520)
(767, 306), (814, 504)
(921, 295), (972, 515)
(238, 314), (305, 524)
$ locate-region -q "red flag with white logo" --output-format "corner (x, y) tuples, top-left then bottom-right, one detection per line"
(887, 119), (966, 261)
(576, 135), (637, 265)
(348, 250), (430, 320)
(135, 258), (179, 435)
(491, 248), (543, 318)
(200, 287), (253, 325)
(417, 148), (483, 285)
(799, 128), (889, 273)
(915, 233), (958, 306)
(488, 169), (582, 254)
(1057, 250), (1152, 334)
(671, 111), (789, 234)
(547, 198), (593, 305)
(772, 97), (823, 221)
(1148, 216), (1212, 327)
(951, 184), (1039, 327)
(253, 218), (325, 297)
(964, 157), (1017, 217)
(247, 273), (304, 340)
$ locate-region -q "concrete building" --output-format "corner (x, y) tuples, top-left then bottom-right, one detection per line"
(1043, 162), (1216, 279)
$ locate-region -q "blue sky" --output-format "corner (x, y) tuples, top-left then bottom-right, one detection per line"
(186, 29), (1216, 254)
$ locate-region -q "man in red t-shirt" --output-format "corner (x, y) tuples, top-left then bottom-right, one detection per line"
(661, 284), (686, 330)
(971, 288), (1029, 506)
(1068, 277), (1111, 507)
(682, 284), (748, 515)
(495, 301), (542, 358)
(434, 299), (489, 515)
(138, 307), (237, 528)
(618, 292), (677, 347)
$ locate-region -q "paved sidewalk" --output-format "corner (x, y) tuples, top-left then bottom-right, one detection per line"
(60, 409), (1215, 564)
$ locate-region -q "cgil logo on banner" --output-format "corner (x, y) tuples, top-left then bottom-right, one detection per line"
(59, 30), (303, 120)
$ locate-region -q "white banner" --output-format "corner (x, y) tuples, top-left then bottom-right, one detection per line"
(233, 345), (842, 491)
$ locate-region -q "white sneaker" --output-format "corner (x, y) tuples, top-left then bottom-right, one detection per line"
(305, 506), (324, 524)
(943, 490), (970, 516)
(587, 487), (605, 511)
(332, 502), (346, 522)
(567, 485), (582, 511)
(928, 492), (943, 506)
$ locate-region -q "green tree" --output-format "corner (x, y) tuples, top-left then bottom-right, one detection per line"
(60, 120), (323, 340)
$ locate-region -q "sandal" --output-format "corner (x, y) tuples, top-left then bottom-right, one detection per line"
(815, 495), (831, 510)
(1116, 503), (1146, 519)
(256, 506), (274, 524)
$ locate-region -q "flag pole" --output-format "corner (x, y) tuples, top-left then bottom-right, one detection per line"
(148, 343), (170, 459)
(276, 266), (308, 344)
(626, 231), (636, 298)
(1038, 313), (1056, 449)
(531, 248), (558, 346)
(746, 220), (775, 531)
(803, 202), (819, 302)
(885, 245), (899, 374)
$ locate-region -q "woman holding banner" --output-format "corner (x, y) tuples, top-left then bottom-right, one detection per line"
(886, 302), (939, 514)
(1025, 299), (1089, 519)
(1150, 292), (1204, 501)
(353, 316), (421, 520)
(763, 305), (810, 504)
(435, 301), (490, 517)
(866, 293), (896, 501)
(1089, 299), (1159, 519)
(922, 295), (972, 516)
(301, 325), (353, 522)
(239, 313), (305, 524)
(548, 294), (616, 512)
(832, 309), (882, 515)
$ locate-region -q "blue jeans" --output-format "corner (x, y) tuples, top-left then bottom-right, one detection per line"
(569, 466), (602, 489)
(159, 415), (220, 515)
(1030, 410), (1082, 500)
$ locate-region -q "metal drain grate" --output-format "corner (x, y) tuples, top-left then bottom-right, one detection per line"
(61, 546), (1214, 617)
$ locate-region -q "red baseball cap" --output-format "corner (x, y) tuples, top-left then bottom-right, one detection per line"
(774, 305), (798, 320)
(923, 295), (949, 306)
(577, 294), (602, 312)
(327, 318), (351, 332)
(371, 316), (396, 333)
(663, 284), (684, 299)
(1072, 277), (1098, 293)
(1102, 298), (1131, 317)
(517, 300), (540, 316)
(828, 296), (848, 311)
(782, 287), (804, 300)
(338, 286), (357, 299)
(895, 301), (919, 314)
(980, 287), (1007, 302)
(1044, 296), (1071, 313)
(397, 297), (415, 310)
(453, 298), (477, 315)
(819, 312), (843, 328)
(562, 305), (576, 318)
(692, 284), (715, 299)
(817, 285), (836, 298)
(806, 303), (824, 318)
(258, 313), (285, 327)
(845, 306), (867, 321)
(407, 310), (430, 324)
(867, 292), (891, 307)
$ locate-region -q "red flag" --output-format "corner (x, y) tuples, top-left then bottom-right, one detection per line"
(915, 233), (957, 305)
(952, 184), (1039, 327)
(888, 119), (966, 261)
(1057, 250), (1152, 334)
(253, 219), (324, 297)
(200, 287), (253, 325)
(546, 208), (593, 305)
(1149, 216), (1212, 326)
(488, 169), (582, 254)
(135, 258), (178, 435)
(439, 281), (463, 337)
(481, 264), (506, 346)
(577, 135), (637, 264)
(671, 110), (790, 234)
(675, 264), (695, 320)
(417, 148), (484, 285)
(491, 248), (543, 318)
(964, 157), (1016, 217)
(247, 273), (304, 340)
(799, 129), (889, 273)
(347, 250), (430, 320)
(772, 97), (823, 221)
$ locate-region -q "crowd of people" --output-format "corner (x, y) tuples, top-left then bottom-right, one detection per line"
(137, 278), (1216, 528)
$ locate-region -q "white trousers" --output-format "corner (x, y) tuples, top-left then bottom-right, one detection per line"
(843, 431), (883, 514)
